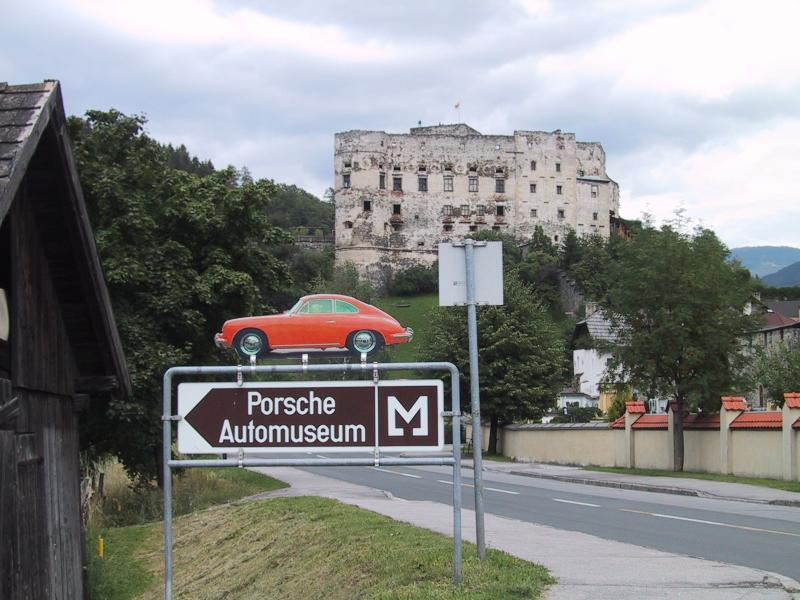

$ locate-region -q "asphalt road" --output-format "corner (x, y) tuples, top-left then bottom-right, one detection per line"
(283, 454), (800, 581)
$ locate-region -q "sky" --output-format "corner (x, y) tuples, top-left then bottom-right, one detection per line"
(4, 0), (800, 249)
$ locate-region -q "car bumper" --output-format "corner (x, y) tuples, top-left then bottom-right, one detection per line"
(391, 327), (414, 343)
(214, 333), (229, 349)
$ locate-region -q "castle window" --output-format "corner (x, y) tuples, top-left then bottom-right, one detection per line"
(393, 165), (401, 171)
(468, 176), (478, 192)
(556, 184), (563, 195)
(418, 164), (427, 173)
(529, 183), (536, 193)
(393, 176), (403, 192)
(344, 221), (353, 229)
(554, 235), (559, 242)
(418, 177), (428, 192)
(344, 160), (351, 169)
(443, 205), (453, 216)
(555, 162), (561, 172)
(492, 225), (500, 231)
(531, 209), (538, 217)
(379, 172), (385, 190)
(593, 212), (598, 221)
(468, 165), (477, 174)
(393, 204), (401, 215)
(363, 200), (372, 212)
(558, 209), (565, 219)
(591, 185), (598, 198)
(418, 241), (425, 246)
(476, 205), (485, 216)
(461, 204), (470, 216)
(530, 160), (536, 171)
(495, 178), (505, 193)
(469, 225), (477, 232)
(443, 175), (453, 192)
(496, 205), (505, 217)
(392, 222), (402, 232)
(578, 169), (584, 177)
(343, 173), (351, 188)
(444, 224), (453, 232)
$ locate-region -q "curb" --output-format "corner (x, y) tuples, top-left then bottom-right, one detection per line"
(461, 463), (800, 507)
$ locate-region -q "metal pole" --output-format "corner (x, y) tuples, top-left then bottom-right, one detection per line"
(464, 239), (486, 559)
(450, 365), (462, 584)
(163, 369), (174, 600)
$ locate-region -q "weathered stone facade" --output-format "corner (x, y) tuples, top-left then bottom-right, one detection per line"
(334, 124), (620, 284)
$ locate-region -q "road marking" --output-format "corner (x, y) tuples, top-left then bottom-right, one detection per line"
(619, 508), (800, 538)
(437, 480), (520, 495)
(372, 467), (421, 479)
(553, 498), (600, 508)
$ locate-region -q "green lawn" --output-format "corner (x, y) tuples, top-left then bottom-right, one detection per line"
(585, 466), (800, 494)
(96, 496), (553, 600)
(374, 293), (439, 364)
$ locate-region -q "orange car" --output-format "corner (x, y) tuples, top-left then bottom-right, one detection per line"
(214, 294), (413, 358)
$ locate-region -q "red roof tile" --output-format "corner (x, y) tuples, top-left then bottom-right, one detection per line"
(632, 414), (667, 429)
(721, 396), (747, 411)
(763, 312), (800, 328)
(626, 401), (646, 414)
(683, 414), (720, 430)
(729, 412), (782, 430)
(611, 415), (626, 429)
(785, 393), (800, 409)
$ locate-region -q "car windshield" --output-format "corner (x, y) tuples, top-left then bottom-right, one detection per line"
(288, 298), (305, 314)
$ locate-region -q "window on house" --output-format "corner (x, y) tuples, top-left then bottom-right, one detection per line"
(591, 185), (598, 198)
(530, 160), (536, 171)
(393, 176), (402, 191)
(418, 177), (428, 192)
(556, 184), (563, 195)
(443, 175), (453, 192)
(531, 209), (538, 217)
(558, 209), (565, 219)
(443, 205), (453, 216)
(555, 162), (561, 172)
(529, 183), (536, 193)
(592, 212), (598, 221)
(460, 204), (469, 217)
(469, 176), (478, 192)
(393, 204), (401, 215)
(496, 205), (505, 217)
(343, 173), (351, 188)
(363, 200), (372, 211)
(495, 178), (505, 193)
(476, 205), (485, 216)
(379, 172), (385, 189)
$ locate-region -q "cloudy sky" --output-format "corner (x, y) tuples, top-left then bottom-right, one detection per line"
(5, 0), (799, 248)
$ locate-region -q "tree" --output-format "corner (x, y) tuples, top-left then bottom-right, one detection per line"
(603, 223), (757, 471)
(68, 109), (291, 482)
(419, 271), (566, 453)
(755, 342), (800, 406)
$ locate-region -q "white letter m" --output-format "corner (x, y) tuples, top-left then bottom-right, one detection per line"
(387, 396), (428, 436)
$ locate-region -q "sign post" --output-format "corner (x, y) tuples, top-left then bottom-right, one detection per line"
(439, 240), (503, 561)
(162, 361), (463, 599)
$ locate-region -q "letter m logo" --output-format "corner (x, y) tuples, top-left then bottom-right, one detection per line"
(387, 396), (428, 437)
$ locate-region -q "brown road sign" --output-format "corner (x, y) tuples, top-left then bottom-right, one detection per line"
(177, 380), (444, 453)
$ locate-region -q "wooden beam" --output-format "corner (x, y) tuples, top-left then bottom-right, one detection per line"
(74, 375), (118, 393)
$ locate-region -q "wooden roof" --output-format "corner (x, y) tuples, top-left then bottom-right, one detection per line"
(0, 80), (130, 397)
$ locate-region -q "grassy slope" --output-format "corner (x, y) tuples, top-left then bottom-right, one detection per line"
(105, 497), (552, 600)
(374, 293), (438, 364)
(586, 466), (800, 494)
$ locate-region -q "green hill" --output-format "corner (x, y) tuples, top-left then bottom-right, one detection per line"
(762, 260), (800, 287)
(730, 246), (800, 278)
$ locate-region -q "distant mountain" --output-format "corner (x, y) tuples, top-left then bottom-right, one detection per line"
(762, 260), (800, 287)
(729, 246), (800, 278)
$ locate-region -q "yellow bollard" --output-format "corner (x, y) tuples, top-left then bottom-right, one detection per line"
(98, 536), (105, 559)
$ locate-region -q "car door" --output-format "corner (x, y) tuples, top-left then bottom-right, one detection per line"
(291, 298), (337, 347)
(334, 299), (362, 344)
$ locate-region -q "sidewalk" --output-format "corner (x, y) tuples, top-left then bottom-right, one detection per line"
(463, 459), (800, 506)
(253, 466), (800, 599)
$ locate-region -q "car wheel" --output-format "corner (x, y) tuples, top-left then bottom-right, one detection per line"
(232, 329), (269, 359)
(347, 330), (383, 355)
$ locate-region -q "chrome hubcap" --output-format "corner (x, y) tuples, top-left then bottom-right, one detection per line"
(240, 333), (262, 355)
(353, 331), (376, 353)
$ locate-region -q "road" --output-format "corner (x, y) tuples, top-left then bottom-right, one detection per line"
(282, 453), (800, 581)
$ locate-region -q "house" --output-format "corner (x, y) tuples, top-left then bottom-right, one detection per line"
(765, 300), (800, 320)
(0, 81), (130, 599)
(748, 309), (800, 409)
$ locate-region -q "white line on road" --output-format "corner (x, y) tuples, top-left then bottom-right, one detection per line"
(372, 467), (422, 479)
(553, 498), (600, 508)
(437, 480), (520, 495)
(619, 508), (800, 538)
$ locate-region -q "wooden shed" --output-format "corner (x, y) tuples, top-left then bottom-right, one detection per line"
(0, 81), (130, 599)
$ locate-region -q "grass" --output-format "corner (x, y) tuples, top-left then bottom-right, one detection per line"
(462, 449), (515, 463)
(99, 496), (553, 600)
(374, 293), (438, 364)
(585, 466), (800, 493)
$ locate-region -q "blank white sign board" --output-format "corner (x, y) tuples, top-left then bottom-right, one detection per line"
(438, 242), (503, 306)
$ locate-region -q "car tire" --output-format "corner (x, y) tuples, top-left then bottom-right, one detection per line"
(347, 330), (384, 355)
(232, 328), (269, 359)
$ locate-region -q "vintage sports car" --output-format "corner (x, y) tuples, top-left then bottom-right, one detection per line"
(214, 294), (413, 358)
